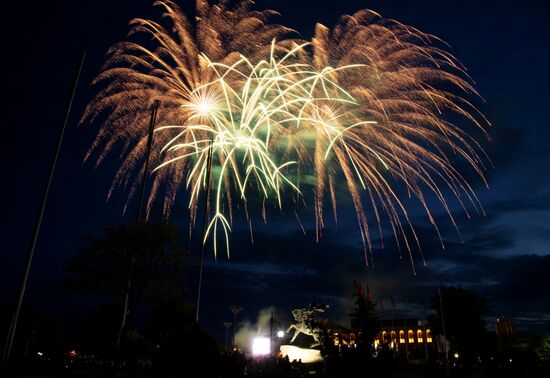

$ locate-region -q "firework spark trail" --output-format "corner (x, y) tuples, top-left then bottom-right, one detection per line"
(153, 42), (368, 257)
(306, 11), (491, 270)
(82, 1), (490, 269)
(81, 0), (295, 222)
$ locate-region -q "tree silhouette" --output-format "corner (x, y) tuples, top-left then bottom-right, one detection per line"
(147, 300), (220, 377)
(530, 332), (550, 365)
(65, 221), (188, 327)
(350, 280), (378, 355)
(427, 286), (488, 363)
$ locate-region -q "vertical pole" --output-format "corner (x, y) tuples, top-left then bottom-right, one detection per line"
(424, 324), (429, 360)
(115, 100), (159, 352)
(1, 50), (86, 368)
(195, 139), (214, 323)
(270, 311), (274, 353)
(404, 317), (409, 362)
(223, 322), (232, 352)
(225, 327), (229, 351)
(137, 100), (160, 222)
(230, 306), (242, 348)
(391, 296), (395, 353)
(439, 287), (449, 361)
(233, 312), (237, 348)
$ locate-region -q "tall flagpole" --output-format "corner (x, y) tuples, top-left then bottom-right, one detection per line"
(115, 100), (160, 352)
(195, 139), (214, 323)
(223, 322), (232, 351)
(1, 50), (87, 368)
(136, 100), (160, 221)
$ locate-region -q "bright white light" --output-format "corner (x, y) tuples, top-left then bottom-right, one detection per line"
(37, 351), (43, 356)
(181, 89), (218, 117)
(197, 101), (212, 115)
(252, 337), (271, 356)
(280, 345), (323, 364)
(454, 353), (459, 358)
(277, 330), (284, 338)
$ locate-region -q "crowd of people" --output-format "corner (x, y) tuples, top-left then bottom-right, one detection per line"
(220, 351), (314, 378)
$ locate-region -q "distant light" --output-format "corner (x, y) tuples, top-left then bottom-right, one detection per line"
(454, 353), (459, 358)
(252, 337), (271, 356)
(37, 351), (43, 356)
(277, 330), (285, 338)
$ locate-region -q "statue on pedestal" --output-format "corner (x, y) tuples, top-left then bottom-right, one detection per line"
(286, 303), (329, 348)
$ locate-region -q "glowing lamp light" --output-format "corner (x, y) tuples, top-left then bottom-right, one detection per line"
(277, 330), (285, 338)
(252, 337), (271, 356)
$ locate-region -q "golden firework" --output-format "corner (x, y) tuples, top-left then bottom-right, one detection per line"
(82, 1), (490, 269)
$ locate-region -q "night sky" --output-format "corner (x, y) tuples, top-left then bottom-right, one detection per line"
(2, 0), (550, 347)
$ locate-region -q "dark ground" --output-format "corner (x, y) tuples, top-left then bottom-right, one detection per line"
(5, 357), (549, 378)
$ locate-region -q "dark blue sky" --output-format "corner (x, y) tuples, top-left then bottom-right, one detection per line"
(2, 0), (550, 346)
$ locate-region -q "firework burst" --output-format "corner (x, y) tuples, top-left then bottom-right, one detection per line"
(307, 11), (491, 270)
(153, 41), (368, 257)
(82, 0), (294, 220)
(82, 1), (490, 269)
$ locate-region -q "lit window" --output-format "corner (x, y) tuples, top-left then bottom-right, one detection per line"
(417, 329), (423, 343)
(382, 331), (387, 343)
(426, 329), (432, 343)
(408, 330), (414, 343)
(391, 330), (397, 344)
(399, 330), (405, 343)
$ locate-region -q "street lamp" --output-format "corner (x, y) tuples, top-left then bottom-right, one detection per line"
(230, 306), (242, 349)
(223, 322), (232, 351)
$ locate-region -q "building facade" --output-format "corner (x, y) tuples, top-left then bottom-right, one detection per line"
(331, 318), (439, 360)
(373, 318), (436, 360)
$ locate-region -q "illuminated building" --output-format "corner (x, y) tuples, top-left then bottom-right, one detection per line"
(329, 318), (436, 360)
(332, 331), (357, 348)
(373, 319), (436, 360)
